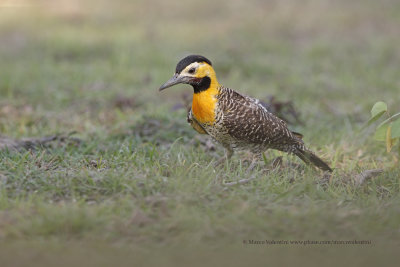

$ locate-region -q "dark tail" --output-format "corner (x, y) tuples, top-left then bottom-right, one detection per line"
(294, 147), (332, 172)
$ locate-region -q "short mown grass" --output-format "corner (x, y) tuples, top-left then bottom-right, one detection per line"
(0, 0), (400, 265)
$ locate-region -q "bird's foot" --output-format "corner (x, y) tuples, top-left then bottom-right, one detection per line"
(243, 153), (263, 173)
(245, 157), (258, 173)
(270, 156), (283, 169)
(214, 147), (233, 168)
(213, 156), (228, 167)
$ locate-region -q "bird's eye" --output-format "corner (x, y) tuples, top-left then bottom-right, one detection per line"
(188, 68), (196, 74)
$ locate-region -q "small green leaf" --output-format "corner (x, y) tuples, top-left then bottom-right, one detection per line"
(386, 124), (393, 152)
(368, 101), (387, 125)
(374, 123), (390, 141)
(371, 101), (387, 117)
(391, 118), (400, 139)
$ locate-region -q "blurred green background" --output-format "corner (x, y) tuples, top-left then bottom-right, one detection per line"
(1, 0), (400, 265)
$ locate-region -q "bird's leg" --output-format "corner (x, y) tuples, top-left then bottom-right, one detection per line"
(214, 146), (233, 167)
(245, 153), (261, 173)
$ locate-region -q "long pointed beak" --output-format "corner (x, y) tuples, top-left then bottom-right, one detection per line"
(159, 74), (186, 91)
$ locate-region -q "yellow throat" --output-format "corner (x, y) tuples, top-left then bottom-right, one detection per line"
(191, 64), (220, 124)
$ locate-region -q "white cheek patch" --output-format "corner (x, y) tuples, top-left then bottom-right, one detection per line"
(183, 62), (209, 76)
(184, 62), (200, 73)
(192, 62), (201, 68)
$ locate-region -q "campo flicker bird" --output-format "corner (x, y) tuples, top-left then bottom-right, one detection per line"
(159, 55), (332, 172)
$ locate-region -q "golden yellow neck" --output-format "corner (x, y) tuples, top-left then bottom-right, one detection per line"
(192, 71), (220, 124)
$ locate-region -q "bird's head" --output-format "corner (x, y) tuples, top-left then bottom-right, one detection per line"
(159, 55), (218, 93)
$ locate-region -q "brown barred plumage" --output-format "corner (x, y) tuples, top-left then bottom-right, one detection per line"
(160, 55), (332, 172)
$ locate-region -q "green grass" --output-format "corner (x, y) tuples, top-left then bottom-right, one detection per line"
(1, 0), (400, 265)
